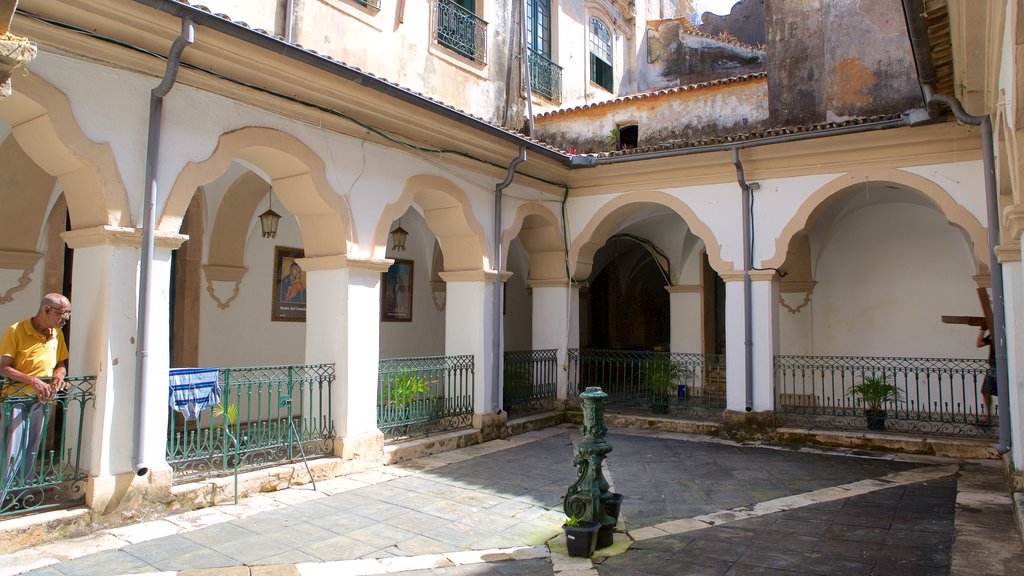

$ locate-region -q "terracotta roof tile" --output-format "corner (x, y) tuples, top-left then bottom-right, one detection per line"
(535, 72), (767, 119)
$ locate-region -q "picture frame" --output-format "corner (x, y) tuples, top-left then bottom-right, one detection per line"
(381, 259), (414, 322)
(272, 246), (306, 322)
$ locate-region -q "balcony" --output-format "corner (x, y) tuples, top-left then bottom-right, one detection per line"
(434, 0), (488, 64)
(528, 49), (562, 103)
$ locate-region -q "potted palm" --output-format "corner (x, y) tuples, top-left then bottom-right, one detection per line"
(849, 375), (901, 430)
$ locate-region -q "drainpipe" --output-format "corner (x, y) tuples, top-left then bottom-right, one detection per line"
(494, 147), (526, 413)
(902, 0), (1010, 453)
(489, 0), (534, 414)
(133, 17), (194, 476)
(283, 0), (296, 43)
(731, 148), (754, 412)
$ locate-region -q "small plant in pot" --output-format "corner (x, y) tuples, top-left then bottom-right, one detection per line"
(849, 376), (901, 431)
(562, 514), (601, 558)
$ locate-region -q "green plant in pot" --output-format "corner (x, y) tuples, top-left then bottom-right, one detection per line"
(849, 375), (901, 431)
(642, 359), (689, 414)
(384, 370), (436, 418)
(562, 514), (601, 558)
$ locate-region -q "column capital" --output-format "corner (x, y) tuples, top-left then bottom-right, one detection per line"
(665, 284), (701, 293)
(1003, 204), (1024, 241)
(973, 274), (992, 289)
(297, 254), (393, 273)
(719, 269), (778, 282)
(61, 226), (188, 250)
(0, 250), (41, 270)
(530, 279), (571, 288)
(996, 241), (1022, 263)
(440, 269), (512, 283)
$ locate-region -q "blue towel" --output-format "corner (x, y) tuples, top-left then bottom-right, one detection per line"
(168, 368), (221, 421)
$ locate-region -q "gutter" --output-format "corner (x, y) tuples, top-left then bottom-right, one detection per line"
(902, 0), (1011, 455)
(132, 15), (194, 476)
(130, 0), (570, 167)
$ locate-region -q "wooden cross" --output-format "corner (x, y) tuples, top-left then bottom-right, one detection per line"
(941, 287), (992, 331)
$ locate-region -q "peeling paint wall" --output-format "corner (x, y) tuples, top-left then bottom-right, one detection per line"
(698, 0), (765, 46)
(644, 19), (764, 90)
(533, 77), (768, 153)
(767, 0), (919, 126)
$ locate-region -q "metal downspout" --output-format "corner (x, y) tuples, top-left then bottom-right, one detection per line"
(925, 86), (1010, 454)
(901, 0), (1010, 453)
(493, 147), (526, 413)
(489, 0), (534, 414)
(133, 17), (194, 476)
(732, 148), (754, 412)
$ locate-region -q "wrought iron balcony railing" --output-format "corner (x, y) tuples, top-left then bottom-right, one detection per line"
(1, 375), (95, 518)
(504, 349), (557, 415)
(774, 354), (995, 436)
(166, 364), (336, 482)
(435, 0), (488, 63)
(528, 49), (562, 102)
(378, 355), (474, 440)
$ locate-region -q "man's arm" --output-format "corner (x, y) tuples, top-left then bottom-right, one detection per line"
(51, 361), (66, 392)
(0, 354), (53, 401)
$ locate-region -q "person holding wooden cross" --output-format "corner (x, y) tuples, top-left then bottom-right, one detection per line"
(977, 325), (997, 425)
(942, 287), (997, 425)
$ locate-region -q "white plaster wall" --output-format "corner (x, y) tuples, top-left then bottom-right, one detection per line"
(809, 202), (982, 358)
(504, 238), (532, 350)
(379, 210), (446, 359)
(198, 201), (307, 368)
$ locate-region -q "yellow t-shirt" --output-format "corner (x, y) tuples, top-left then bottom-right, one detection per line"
(0, 319), (69, 398)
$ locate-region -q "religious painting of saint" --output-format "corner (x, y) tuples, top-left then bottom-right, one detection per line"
(272, 246), (306, 321)
(381, 259), (413, 322)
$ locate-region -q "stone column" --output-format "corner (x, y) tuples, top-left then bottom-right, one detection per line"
(997, 243), (1023, 470)
(722, 270), (780, 414)
(300, 254), (390, 473)
(530, 280), (579, 401)
(441, 269), (507, 438)
(666, 284), (701, 354)
(63, 226), (184, 512)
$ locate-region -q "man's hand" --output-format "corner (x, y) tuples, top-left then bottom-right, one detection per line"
(31, 377), (53, 402)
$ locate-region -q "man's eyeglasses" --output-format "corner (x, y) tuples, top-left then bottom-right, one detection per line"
(48, 306), (71, 318)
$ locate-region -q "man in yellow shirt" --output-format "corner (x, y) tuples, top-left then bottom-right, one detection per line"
(0, 293), (70, 505)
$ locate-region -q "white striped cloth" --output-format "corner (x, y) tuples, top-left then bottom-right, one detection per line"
(168, 368), (221, 421)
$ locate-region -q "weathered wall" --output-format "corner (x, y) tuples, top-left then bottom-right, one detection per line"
(766, 0), (920, 126)
(698, 0), (765, 47)
(646, 20), (764, 89)
(534, 76), (768, 153)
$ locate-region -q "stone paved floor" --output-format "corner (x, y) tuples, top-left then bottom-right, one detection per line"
(3, 426), (1022, 576)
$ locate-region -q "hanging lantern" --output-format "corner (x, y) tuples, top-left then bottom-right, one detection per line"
(390, 220), (409, 252)
(259, 191), (281, 239)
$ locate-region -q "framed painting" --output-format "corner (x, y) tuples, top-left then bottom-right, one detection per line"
(272, 246), (306, 322)
(381, 259), (413, 322)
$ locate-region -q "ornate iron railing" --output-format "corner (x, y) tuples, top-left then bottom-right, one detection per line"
(1, 376), (94, 518)
(435, 0), (488, 63)
(503, 349), (557, 415)
(378, 355), (474, 440)
(166, 364), (335, 482)
(528, 48), (562, 102)
(568, 349), (726, 420)
(774, 355), (995, 436)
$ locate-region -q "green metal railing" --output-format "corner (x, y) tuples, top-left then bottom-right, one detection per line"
(378, 355), (474, 440)
(1, 376), (94, 518)
(166, 364), (335, 482)
(774, 355), (995, 436)
(353, 0), (380, 9)
(503, 349), (557, 415)
(529, 49), (562, 102)
(568, 349), (726, 420)
(435, 0), (488, 63)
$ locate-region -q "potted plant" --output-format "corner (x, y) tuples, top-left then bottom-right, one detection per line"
(643, 359), (689, 414)
(562, 514), (600, 558)
(849, 375), (901, 431)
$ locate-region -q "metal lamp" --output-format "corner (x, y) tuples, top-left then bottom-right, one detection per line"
(259, 191), (282, 239)
(390, 220), (409, 251)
